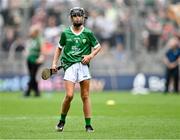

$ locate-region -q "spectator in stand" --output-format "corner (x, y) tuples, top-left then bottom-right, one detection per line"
(0, 15), (4, 42)
(145, 10), (162, 52)
(31, 7), (47, 28)
(2, 27), (16, 51)
(160, 21), (177, 46)
(163, 37), (180, 94)
(43, 15), (61, 55)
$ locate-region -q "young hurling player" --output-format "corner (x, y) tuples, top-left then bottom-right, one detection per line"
(51, 7), (101, 132)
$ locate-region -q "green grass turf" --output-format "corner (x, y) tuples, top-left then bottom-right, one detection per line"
(0, 91), (180, 139)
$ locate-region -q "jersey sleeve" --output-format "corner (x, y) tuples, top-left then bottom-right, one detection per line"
(88, 31), (99, 48)
(59, 32), (66, 48)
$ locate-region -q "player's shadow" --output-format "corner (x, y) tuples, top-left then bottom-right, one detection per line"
(55, 129), (93, 133)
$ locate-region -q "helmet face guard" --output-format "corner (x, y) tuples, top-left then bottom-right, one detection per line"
(70, 7), (85, 17)
(70, 7), (86, 27)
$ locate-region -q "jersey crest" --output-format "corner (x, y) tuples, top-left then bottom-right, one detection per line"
(82, 39), (86, 44)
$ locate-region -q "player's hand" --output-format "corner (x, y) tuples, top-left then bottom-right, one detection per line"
(36, 55), (44, 64)
(81, 54), (93, 64)
(51, 64), (58, 73)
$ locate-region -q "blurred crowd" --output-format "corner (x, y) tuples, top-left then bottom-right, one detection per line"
(0, 0), (179, 58)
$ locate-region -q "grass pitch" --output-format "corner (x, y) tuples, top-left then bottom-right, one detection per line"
(0, 91), (180, 139)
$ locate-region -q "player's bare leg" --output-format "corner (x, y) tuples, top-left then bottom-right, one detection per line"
(80, 80), (91, 117)
(80, 80), (94, 132)
(61, 80), (75, 114)
(56, 80), (75, 132)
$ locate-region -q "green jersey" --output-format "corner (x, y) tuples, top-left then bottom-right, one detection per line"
(27, 37), (42, 64)
(59, 26), (99, 71)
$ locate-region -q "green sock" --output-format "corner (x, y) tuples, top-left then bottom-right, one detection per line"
(60, 114), (66, 122)
(85, 118), (91, 126)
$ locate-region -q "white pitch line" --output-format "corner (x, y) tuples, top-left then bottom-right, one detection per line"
(0, 116), (115, 121)
(0, 116), (57, 120)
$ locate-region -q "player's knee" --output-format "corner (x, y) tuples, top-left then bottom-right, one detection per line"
(65, 94), (74, 101)
(81, 94), (89, 101)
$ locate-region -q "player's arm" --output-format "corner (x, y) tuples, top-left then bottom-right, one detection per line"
(52, 31), (65, 70)
(52, 47), (62, 71)
(90, 44), (101, 58)
(82, 44), (101, 64)
(82, 30), (101, 64)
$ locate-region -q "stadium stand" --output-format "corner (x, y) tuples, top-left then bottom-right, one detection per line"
(0, 0), (179, 90)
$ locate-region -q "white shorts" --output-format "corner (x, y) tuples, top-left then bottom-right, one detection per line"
(64, 62), (91, 83)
